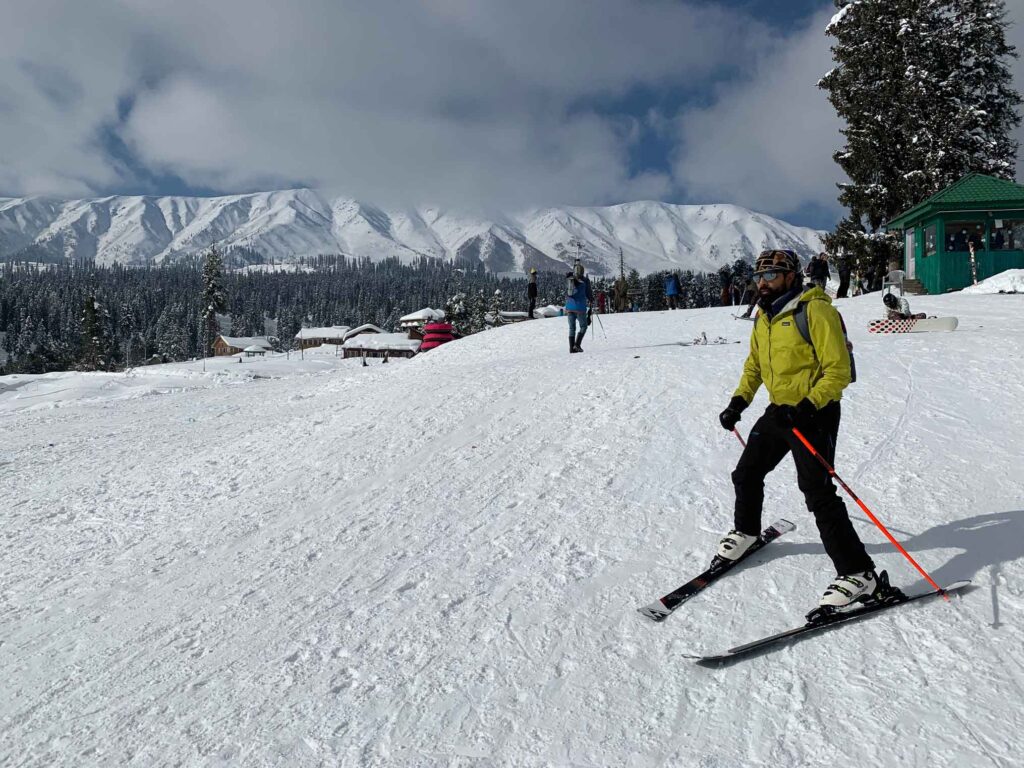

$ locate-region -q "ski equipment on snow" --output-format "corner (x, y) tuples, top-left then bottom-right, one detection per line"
(868, 317), (958, 333)
(790, 426), (945, 597)
(637, 518), (796, 622)
(690, 573), (970, 664)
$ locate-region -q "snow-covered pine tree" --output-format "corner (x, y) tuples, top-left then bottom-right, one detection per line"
(200, 245), (227, 356)
(820, 0), (922, 280)
(942, 0), (1021, 180)
(79, 295), (113, 371)
(119, 301), (136, 367)
(489, 289), (503, 327)
(821, 0), (1021, 285)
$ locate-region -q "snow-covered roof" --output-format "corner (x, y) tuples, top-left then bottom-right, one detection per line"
(400, 308), (445, 325)
(342, 333), (421, 352)
(242, 345), (267, 353)
(218, 336), (273, 349)
(295, 326), (349, 339)
(343, 324), (384, 340)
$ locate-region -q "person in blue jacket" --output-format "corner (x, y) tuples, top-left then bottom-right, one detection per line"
(664, 272), (681, 309)
(565, 262), (594, 353)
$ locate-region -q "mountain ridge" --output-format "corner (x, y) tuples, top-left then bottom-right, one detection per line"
(0, 190), (825, 274)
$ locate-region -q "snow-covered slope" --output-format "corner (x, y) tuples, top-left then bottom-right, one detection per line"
(0, 190), (824, 274)
(3, 288), (1021, 766)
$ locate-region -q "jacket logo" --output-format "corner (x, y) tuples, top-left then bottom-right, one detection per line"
(781, 321), (792, 326)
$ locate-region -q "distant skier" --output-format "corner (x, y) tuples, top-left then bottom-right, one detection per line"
(739, 277), (758, 318)
(527, 267), (538, 319)
(883, 292), (926, 320)
(565, 262), (594, 353)
(664, 272), (681, 310)
(716, 249), (877, 609)
(612, 276), (629, 313)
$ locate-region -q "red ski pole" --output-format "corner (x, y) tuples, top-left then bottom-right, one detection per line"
(790, 426), (946, 598)
(732, 428), (746, 448)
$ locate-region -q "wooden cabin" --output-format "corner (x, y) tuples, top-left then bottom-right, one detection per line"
(887, 173), (1024, 294)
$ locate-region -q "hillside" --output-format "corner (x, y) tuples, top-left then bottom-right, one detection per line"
(0, 191), (824, 275)
(2, 285), (1022, 766)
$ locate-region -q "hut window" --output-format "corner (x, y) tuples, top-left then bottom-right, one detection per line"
(945, 221), (985, 251)
(923, 224), (937, 256)
(991, 220), (1024, 250)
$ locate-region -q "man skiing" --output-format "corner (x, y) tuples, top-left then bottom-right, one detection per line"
(717, 249), (877, 609)
(565, 262), (593, 353)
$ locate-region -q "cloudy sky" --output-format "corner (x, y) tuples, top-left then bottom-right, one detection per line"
(1, 0), (1022, 229)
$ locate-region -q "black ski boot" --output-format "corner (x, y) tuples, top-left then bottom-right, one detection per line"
(575, 332), (585, 353)
(569, 337), (578, 353)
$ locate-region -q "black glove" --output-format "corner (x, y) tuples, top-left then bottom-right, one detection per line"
(776, 398), (817, 431)
(718, 396), (748, 431)
(587, 306), (593, 321)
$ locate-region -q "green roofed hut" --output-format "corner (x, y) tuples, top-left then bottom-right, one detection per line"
(886, 173), (1024, 294)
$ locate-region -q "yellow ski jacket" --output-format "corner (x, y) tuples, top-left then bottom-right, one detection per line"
(734, 287), (851, 409)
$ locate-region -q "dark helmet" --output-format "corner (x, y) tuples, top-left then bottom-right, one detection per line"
(754, 249), (802, 276)
(883, 292), (899, 308)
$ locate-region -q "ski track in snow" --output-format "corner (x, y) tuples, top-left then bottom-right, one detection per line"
(2, 292), (1024, 766)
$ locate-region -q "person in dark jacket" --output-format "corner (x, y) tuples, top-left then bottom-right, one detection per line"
(527, 268), (538, 318)
(565, 262), (594, 353)
(807, 252), (830, 289)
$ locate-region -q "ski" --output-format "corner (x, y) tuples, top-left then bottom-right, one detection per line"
(690, 574), (970, 665)
(637, 518), (796, 622)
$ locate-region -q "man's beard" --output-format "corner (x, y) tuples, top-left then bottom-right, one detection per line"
(756, 279), (790, 308)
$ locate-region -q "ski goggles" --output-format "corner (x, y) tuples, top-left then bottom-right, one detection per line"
(753, 269), (789, 282)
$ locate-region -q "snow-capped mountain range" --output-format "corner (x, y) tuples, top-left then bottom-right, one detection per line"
(0, 189), (825, 274)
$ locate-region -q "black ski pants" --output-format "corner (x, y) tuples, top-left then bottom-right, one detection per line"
(732, 401), (874, 575)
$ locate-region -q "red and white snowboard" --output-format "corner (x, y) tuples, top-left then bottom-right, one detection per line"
(867, 317), (958, 333)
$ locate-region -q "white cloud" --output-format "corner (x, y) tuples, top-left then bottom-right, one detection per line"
(671, 6), (844, 221)
(2, 1), (1021, 220)
(673, 1), (1024, 223)
(0, 0), (763, 209)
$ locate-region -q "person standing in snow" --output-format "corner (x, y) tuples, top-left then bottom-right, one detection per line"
(565, 262), (594, 353)
(716, 249), (877, 610)
(807, 252), (830, 290)
(527, 267), (538, 319)
(739, 277), (758, 318)
(882, 292), (925, 320)
(664, 272), (681, 310)
(612, 276), (629, 313)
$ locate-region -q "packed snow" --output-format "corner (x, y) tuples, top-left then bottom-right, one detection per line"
(2, 287), (1023, 766)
